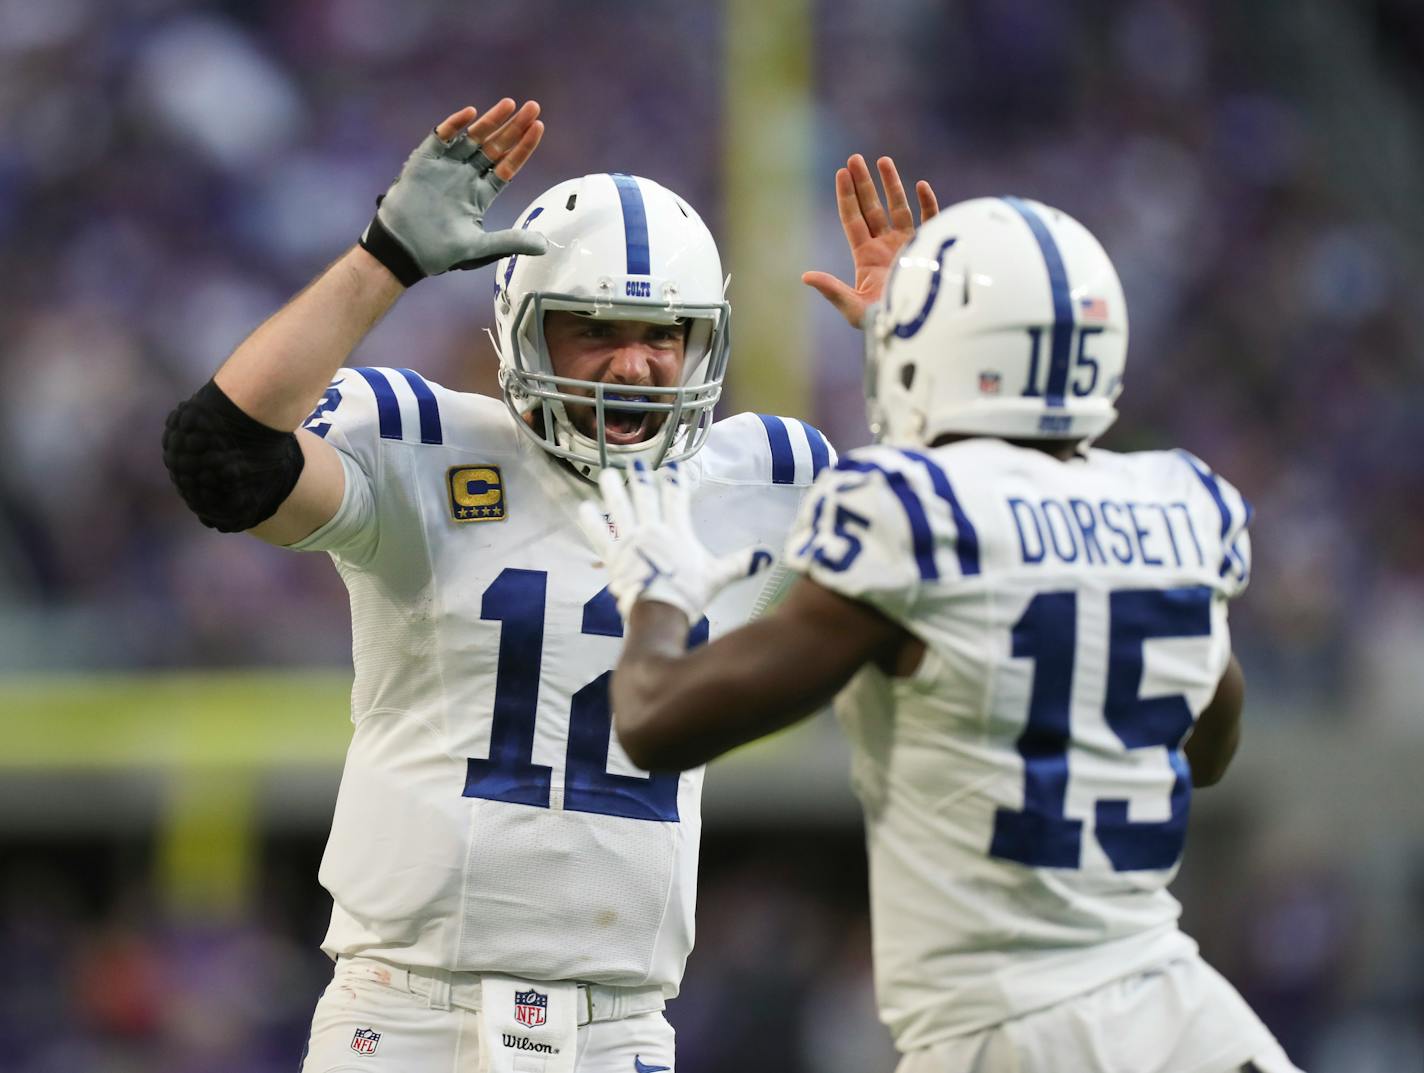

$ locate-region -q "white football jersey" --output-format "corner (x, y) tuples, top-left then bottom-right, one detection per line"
(292, 366), (833, 996)
(785, 438), (1253, 1049)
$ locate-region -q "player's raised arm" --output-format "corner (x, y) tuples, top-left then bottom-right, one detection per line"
(162, 100), (546, 545)
(613, 579), (904, 771)
(802, 154), (939, 328)
(582, 462), (911, 770)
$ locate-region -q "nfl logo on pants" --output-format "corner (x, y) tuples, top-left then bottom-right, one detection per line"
(350, 1027), (381, 1055)
(515, 988), (548, 1028)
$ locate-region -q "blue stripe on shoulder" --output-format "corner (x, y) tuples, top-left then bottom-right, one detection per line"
(797, 420), (831, 479)
(1176, 450), (1240, 579)
(1002, 197), (1073, 406)
(899, 449), (981, 576)
(396, 368), (443, 445)
(757, 414), (796, 485)
(836, 458), (938, 580)
(353, 367), (402, 441)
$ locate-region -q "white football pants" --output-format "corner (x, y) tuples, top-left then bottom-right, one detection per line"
(300, 956), (676, 1073)
(895, 956), (1304, 1073)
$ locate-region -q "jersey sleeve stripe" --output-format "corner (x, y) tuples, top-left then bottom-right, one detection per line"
(1002, 197), (1074, 407)
(1223, 487), (1254, 586)
(352, 367), (403, 441)
(797, 420), (831, 479)
(396, 368), (444, 445)
(900, 449), (982, 576)
(838, 459), (938, 580)
(756, 414), (796, 485)
(1175, 450), (1244, 580)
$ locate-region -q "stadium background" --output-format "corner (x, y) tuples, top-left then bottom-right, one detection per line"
(1, 0), (1422, 1069)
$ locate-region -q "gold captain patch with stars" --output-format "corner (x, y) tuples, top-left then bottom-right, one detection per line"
(448, 465), (507, 523)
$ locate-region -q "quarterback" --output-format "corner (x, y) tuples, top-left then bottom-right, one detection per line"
(161, 100), (934, 1072)
(592, 197), (1304, 1072)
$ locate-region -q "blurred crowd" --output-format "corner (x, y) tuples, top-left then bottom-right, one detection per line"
(2, 1), (1423, 1071)
(4, 830), (1419, 1073)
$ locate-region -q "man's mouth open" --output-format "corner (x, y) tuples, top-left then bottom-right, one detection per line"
(602, 393), (656, 445)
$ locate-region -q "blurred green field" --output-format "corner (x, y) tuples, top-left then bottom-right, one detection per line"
(0, 672), (353, 768)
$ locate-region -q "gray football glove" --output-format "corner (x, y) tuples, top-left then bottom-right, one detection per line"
(358, 128), (547, 287)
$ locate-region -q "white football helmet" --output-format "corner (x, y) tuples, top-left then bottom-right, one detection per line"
(492, 173), (730, 479)
(866, 196), (1128, 446)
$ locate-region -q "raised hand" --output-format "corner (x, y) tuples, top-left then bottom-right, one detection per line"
(579, 462), (774, 622)
(803, 154), (939, 328)
(430, 100), (544, 184)
(359, 99), (548, 287)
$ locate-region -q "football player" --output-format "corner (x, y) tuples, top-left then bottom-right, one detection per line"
(590, 196), (1305, 1073)
(162, 100), (934, 1073)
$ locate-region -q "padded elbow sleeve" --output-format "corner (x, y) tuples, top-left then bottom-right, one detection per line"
(162, 380), (306, 533)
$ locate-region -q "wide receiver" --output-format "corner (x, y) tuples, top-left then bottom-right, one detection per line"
(591, 198), (1305, 1072)
(161, 99), (935, 1073)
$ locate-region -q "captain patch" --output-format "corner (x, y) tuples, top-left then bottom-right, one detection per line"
(448, 465), (507, 522)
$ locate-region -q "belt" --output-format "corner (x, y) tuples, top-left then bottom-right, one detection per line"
(358, 958), (665, 1026)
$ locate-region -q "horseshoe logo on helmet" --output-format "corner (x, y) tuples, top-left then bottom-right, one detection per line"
(889, 237), (958, 340)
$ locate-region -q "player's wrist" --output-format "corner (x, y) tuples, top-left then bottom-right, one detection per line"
(358, 205), (425, 288)
(627, 597), (693, 636)
(634, 580), (704, 625)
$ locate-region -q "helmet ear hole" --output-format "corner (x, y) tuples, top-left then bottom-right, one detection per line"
(900, 363), (916, 391)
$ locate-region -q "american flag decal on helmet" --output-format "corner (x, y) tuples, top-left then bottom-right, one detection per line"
(1079, 296), (1108, 321)
(515, 988), (548, 1027)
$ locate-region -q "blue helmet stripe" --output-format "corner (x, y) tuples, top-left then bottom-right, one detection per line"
(1002, 197), (1074, 407)
(610, 174), (651, 276)
(353, 367), (402, 440)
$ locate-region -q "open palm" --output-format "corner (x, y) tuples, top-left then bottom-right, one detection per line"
(803, 154), (939, 328)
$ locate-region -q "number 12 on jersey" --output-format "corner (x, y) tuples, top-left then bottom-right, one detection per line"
(463, 567), (708, 822)
(989, 585), (1212, 872)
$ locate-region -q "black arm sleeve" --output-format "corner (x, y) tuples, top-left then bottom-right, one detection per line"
(162, 380), (306, 533)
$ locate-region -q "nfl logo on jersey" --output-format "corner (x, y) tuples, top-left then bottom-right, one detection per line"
(514, 988), (548, 1027)
(350, 1027), (381, 1055)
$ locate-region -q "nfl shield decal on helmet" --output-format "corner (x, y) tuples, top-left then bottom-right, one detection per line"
(515, 988), (548, 1027)
(350, 1027), (381, 1055)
